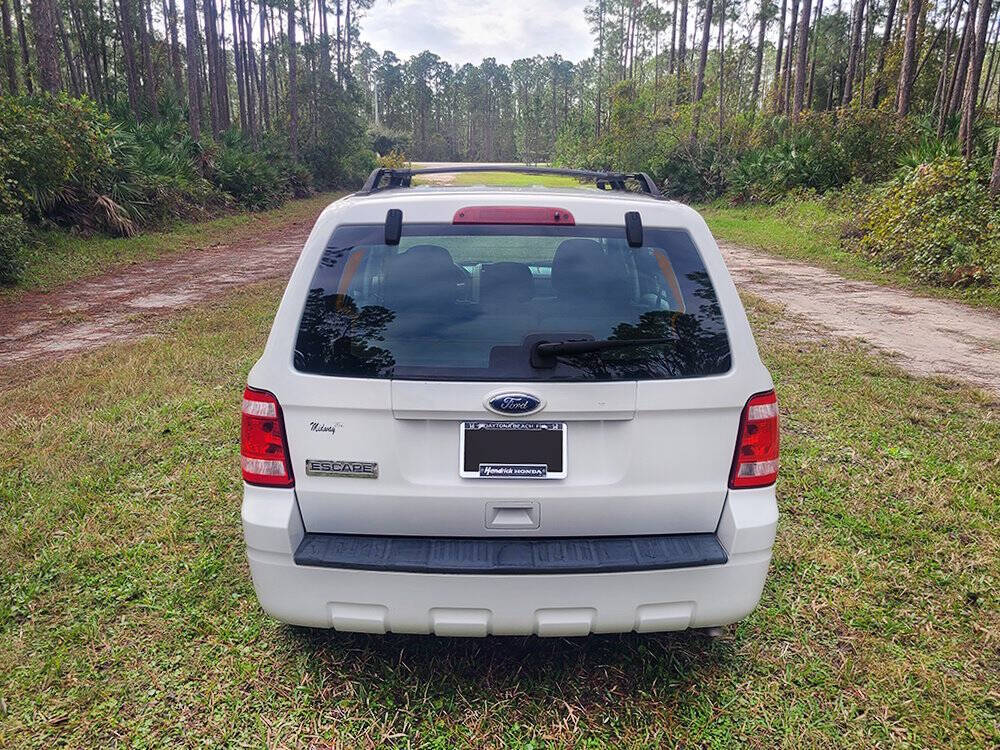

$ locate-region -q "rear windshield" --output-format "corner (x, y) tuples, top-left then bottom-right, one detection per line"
(294, 223), (731, 381)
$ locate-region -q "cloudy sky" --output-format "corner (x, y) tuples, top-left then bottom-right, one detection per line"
(360, 0), (594, 65)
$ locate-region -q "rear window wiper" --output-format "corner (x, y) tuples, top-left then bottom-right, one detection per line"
(530, 337), (671, 368)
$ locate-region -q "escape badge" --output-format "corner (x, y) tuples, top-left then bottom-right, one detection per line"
(305, 459), (379, 479)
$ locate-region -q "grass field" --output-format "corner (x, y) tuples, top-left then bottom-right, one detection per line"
(1, 280), (997, 748)
(4, 193), (340, 298)
(700, 198), (1000, 310)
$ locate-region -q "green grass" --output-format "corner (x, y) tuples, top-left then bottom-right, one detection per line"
(3, 193), (341, 298)
(1, 287), (998, 747)
(414, 170), (594, 188)
(701, 198), (1000, 310)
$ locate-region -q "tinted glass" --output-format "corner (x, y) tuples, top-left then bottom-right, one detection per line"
(294, 223), (731, 381)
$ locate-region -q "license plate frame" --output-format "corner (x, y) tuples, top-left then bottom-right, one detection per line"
(459, 421), (567, 479)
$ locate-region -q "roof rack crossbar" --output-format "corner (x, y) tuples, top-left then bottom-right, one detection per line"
(359, 166), (662, 198)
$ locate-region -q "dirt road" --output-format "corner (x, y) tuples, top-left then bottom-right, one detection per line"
(0, 220), (313, 381)
(2, 210), (998, 397)
(719, 243), (1000, 397)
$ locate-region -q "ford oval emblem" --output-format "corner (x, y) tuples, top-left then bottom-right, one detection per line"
(486, 392), (544, 416)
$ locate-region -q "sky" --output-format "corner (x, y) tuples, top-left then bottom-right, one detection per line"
(359, 0), (594, 66)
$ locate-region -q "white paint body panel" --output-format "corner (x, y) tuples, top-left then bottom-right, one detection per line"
(242, 186), (778, 634)
(242, 482), (778, 635)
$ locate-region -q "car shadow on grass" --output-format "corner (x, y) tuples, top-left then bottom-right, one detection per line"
(285, 626), (735, 716)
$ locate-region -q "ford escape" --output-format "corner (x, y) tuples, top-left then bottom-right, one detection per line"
(240, 166), (779, 637)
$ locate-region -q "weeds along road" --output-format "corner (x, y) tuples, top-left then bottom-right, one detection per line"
(1, 206), (999, 397)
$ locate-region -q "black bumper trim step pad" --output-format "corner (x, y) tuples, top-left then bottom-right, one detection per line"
(294, 532), (727, 574)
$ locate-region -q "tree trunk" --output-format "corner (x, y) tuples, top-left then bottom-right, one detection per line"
(946, 0), (978, 126)
(842, 0), (867, 105)
(871, 0), (898, 105)
(140, 0), (157, 113)
(56, 1), (81, 95)
(345, 0), (352, 76)
(782, 0), (800, 112)
(166, 0), (182, 96)
(980, 12), (999, 108)
(241, 0), (257, 138)
(717, 0), (725, 135)
(183, 0), (201, 139)
(318, 0), (330, 77)
(218, 0), (230, 128)
(334, 0), (342, 82)
(958, 0), (992, 155)
(117, 0), (143, 118)
(260, 0), (270, 130)
(857, 0), (874, 101)
(807, 0), (825, 106)
(97, 0), (108, 83)
(751, 0), (769, 105)
(792, 0), (812, 117)
(11, 0), (30, 92)
(31, 0), (62, 93)
(774, 0), (788, 94)
(676, 0), (688, 101)
(288, 0), (298, 158)
(692, 0), (714, 137)
(269, 3), (279, 103)
(896, 0), (923, 115)
(654, 0), (660, 111)
(934, 0), (964, 122)
(204, 0), (222, 134)
(596, 0), (603, 136)
(230, 0), (248, 131)
(670, 0), (677, 73)
(1, 0), (17, 92)
(69, 0), (102, 101)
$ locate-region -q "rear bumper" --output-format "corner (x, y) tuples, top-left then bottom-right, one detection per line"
(241, 484), (778, 636)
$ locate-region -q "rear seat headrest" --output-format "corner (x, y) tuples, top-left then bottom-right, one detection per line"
(480, 262), (534, 305)
(552, 239), (628, 301)
(382, 244), (462, 309)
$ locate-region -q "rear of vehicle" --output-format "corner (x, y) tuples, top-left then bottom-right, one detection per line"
(241, 184), (778, 636)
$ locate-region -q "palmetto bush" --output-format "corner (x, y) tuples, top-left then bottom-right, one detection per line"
(106, 125), (224, 224)
(209, 131), (290, 211)
(728, 110), (914, 203)
(729, 136), (850, 203)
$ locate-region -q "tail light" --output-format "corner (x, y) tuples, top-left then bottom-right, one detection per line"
(729, 390), (779, 489)
(241, 387), (294, 487)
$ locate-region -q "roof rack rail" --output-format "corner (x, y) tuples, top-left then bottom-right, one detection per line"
(358, 165), (663, 198)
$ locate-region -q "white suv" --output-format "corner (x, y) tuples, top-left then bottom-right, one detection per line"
(240, 167), (779, 637)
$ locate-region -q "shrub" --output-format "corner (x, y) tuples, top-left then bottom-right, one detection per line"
(301, 85), (376, 188)
(648, 136), (728, 201)
(376, 149), (409, 169)
(284, 161), (314, 199)
(0, 95), (227, 235)
(858, 157), (1000, 285)
(0, 212), (28, 283)
(0, 95), (111, 221)
(369, 125), (411, 156)
(206, 132), (292, 211)
(92, 124), (222, 232)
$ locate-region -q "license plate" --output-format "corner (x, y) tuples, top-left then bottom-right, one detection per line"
(459, 421), (567, 479)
